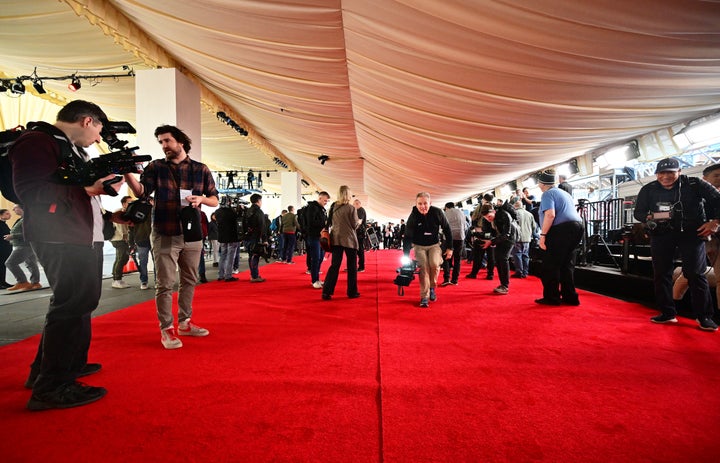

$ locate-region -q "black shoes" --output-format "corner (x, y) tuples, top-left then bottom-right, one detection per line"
(429, 288), (437, 301)
(697, 318), (718, 332)
(465, 274), (477, 279)
(440, 280), (452, 287)
(224, 277), (239, 282)
(348, 293), (361, 299)
(651, 313), (678, 324)
(322, 294), (332, 300)
(535, 298), (562, 306)
(27, 381), (107, 411)
(25, 363), (102, 389)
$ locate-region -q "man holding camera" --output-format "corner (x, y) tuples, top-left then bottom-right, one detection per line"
(11, 100), (124, 410)
(124, 125), (218, 348)
(403, 192), (453, 308)
(634, 157), (720, 331)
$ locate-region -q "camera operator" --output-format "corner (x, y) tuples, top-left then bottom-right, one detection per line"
(10, 100), (124, 410)
(634, 157), (720, 331)
(478, 203), (519, 294)
(403, 192), (453, 308)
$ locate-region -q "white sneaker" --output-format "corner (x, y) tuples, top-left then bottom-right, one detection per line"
(160, 327), (183, 349)
(312, 280), (324, 289)
(140, 283), (149, 290)
(112, 280), (130, 289)
(178, 319), (209, 337)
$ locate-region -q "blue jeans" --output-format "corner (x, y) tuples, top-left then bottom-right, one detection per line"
(136, 244), (151, 284)
(283, 233), (297, 262)
(512, 242), (530, 277)
(219, 242), (240, 279)
(306, 236), (322, 283)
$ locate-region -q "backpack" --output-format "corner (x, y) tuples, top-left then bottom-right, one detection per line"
(1, 122), (73, 204)
(0, 125), (30, 203)
(296, 206), (307, 232)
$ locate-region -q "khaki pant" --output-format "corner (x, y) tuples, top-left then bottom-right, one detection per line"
(413, 243), (443, 299)
(151, 232), (203, 330)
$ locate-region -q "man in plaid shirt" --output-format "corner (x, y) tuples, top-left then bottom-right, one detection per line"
(124, 125), (219, 349)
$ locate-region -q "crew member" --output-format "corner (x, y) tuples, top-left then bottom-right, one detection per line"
(634, 157), (720, 331)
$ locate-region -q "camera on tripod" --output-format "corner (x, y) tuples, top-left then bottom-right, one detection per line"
(56, 120), (152, 195)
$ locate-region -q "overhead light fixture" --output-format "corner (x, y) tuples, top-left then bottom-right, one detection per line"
(68, 76), (81, 92)
(32, 79), (46, 94)
(466, 198), (473, 205)
(10, 80), (25, 95)
(301, 179), (310, 187)
(318, 155), (329, 165)
(674, 113), (720, 146)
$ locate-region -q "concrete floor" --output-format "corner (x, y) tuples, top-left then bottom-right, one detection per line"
(0, 245), (251, 346)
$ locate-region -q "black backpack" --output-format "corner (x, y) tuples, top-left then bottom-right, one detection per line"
(1, 122), (73, 204)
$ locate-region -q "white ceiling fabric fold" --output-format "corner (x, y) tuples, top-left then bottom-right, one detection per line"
(1, 0), (720, 220)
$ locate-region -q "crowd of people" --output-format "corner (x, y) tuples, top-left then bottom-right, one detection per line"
(4, 98), (718, 415)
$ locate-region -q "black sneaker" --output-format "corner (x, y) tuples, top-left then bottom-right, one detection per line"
(651, 313), (678, 324)
(450, 281), (458, 286)
(25, 363), (102, 389)
(697, 318), (718, 332)
(465, 274), (477, 279)
(429, 288), (437, 301)
(440, 280), (452, 287)
(535, 298), (562, 306)
(419, 298), (429, 308)
(27, 381), (107, 411)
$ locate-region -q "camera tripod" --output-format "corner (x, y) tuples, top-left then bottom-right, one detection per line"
(576, 203), (621, 269)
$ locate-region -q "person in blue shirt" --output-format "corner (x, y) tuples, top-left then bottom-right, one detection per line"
(535, 169), (584, 306)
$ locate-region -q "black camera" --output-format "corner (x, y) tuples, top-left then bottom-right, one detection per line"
(394, 256), (418, 296)
(645, 203), (675, 233)
(56, 120), (151, 195)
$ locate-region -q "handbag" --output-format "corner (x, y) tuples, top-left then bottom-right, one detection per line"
(320, 228), (332, 252)
(180, 206), (203, 242)
(102, 211), (116, 241)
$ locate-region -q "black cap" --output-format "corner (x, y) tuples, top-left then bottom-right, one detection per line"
(654, 158), (680, 173)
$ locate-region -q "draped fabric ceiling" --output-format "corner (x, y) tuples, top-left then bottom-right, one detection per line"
(1, 0), (720, 221)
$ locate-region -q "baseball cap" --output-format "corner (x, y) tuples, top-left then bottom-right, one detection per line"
(655, 158), (680, 174)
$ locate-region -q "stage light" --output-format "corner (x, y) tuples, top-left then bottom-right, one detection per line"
(68, 77), (81, 92)
(466, 198), (473, 205)
(10, 81), (25, 95)
(318, 155), (329, 165)
(32, 79), (46, 94)
(301, 179), (310, 187)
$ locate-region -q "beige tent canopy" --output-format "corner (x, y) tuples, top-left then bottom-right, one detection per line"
(2, 0), (720, 220)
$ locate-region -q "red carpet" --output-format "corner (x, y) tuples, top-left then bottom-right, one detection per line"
(0, 250), (718, 462)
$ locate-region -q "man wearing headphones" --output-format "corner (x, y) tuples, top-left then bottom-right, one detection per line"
(634, 157), (720, 331)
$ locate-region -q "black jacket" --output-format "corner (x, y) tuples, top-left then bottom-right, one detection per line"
(403, 206), (452, 253)
(634, 175), (720, 233)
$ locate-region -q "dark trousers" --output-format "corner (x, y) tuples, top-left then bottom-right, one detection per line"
(470, 240), (495, 276)
(283, 232), (297, 262)
(0, 243), (11, 284)
(111, 240), (130, 280)
(307, 236), (322, 283)
(442, 239), (464, 282)
(357, 233), (366, 270)
(493, 240), (514, 287)
(541, 221), (583, 303)
(29, 242), (102, 392)
(651, 231), (713, 318)
(322, 246), (358, 297)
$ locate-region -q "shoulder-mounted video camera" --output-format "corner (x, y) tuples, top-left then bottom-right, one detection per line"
(56, 120), (152, 196)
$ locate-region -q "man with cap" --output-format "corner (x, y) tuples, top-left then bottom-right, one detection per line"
(634, 157), (720, 331)
(535, 169), (584, 306)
